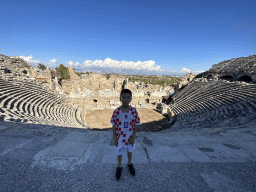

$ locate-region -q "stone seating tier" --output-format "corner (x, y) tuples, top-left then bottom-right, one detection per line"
(0, 78), (83, 128)
(3, 94), (63, 124)
(171, 81), (256, 116)
(175, 87), (245, 118)
(173, 82), (233, 111)
(178, 90), (254, 121)
(169, 80), (256, 130)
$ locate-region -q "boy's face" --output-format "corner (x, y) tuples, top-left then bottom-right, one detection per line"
(120, 93), (132, 106)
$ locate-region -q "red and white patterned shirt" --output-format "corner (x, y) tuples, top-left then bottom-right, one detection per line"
(110, 106), (141, 149)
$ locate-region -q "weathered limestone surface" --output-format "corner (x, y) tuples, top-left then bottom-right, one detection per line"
(0, 53), (174, 129)
(0, 53), (198, 130)
(0, 54), (61, 90)
(174, 73), (196, 92)
(2, 53), (256, 132)
(195, 55), (256, 82)
(62, 66), (173, 110)
(166, 55), (256, 131)
(0, 54), (82, 128)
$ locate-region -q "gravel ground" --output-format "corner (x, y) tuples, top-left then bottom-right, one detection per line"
(1, 121), (256, 191)
(1, 156), (256, 192)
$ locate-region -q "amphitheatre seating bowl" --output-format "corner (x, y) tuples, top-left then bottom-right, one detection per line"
(168, 80), (256, 130)
(0, 78), (83, 128)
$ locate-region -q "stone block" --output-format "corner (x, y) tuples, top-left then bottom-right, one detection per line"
(161, 107), (168, 114)
(46, 141), (89, 158)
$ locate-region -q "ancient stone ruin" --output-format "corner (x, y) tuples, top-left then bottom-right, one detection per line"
(61, 65), (176, 111)
(195, 55), (256, 83)
(0, 53), (175, 129)
(0, 54), (82, 127)
(165, 55), (256, 130)
(1, 52), (255, 132)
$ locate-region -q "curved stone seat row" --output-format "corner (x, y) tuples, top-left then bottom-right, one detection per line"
(169, 80), (256, 130)
(173, 81), (249, 113)
(172, 81), (256, 116)
(0, 88), (69, 125)
(0, 81), (66, 122)
(75, 108), (83, 125)
(178, 100), (256, 128)
(175, 92), (255, 122)
(3, 85), (81, 127)
(0, 78), (84, 128)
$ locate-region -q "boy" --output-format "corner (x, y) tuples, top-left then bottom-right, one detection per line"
(110, 89), (141, 181)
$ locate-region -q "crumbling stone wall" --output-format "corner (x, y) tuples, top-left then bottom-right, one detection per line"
(62, 67), (129, 96)
(0, 54), (30, 79)
(60, 66), (172, 110)
(0, 53), (175, 113)
(68, 66), (80, 81)
(174, 73), (195, 91)
(195, 55), (256, 83)
(28, 67), (52, 83)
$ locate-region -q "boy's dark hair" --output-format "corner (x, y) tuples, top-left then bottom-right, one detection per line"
(120, 89), (132, 97)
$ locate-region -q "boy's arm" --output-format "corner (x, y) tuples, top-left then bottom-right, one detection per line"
(113, 125), (117, 140)
(132, 125), (138, 138)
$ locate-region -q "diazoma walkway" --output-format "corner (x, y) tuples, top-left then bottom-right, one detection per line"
(0, 120), (256, 191)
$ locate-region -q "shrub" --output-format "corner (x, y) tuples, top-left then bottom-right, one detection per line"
(55, 64), (70, 79)
(37, 63), (46, 71)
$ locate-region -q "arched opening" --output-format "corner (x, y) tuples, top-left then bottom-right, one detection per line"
(169, 97), (175, 104)
(207, 75), (213, 80)
(219, 75), (233, 81)
(187, 78), (190, 81)
(237, 75), (252, 83)
(194, 73), (203, 78)
(4, 69), (11, 74)
(145, 99), (149, 103)
(93, 99), (97, 103)
(23, 70), (27, 74)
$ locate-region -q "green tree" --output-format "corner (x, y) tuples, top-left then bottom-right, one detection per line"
(55, 64), (70, 79)
(106, 74), (110, 79)
(85, 71), (92, 75)
(37, 63), (46, 70)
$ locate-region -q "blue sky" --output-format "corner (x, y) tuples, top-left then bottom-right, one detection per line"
(1, 0), (255, 76)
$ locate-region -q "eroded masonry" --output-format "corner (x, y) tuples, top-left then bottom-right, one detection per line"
(0, 53), (187, 128)
(63, 66), (189, 111)
(1, 53), (256, 132)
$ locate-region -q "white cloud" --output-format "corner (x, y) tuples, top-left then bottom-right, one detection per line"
(48, 58), (58, 68)
(180, 68), (191, 73)
(163, 68), (204, 76)
(87, 58), (161, 71)
(65, 58), (205, 76)
(16, 55), (204, 76)
(17, 55), (40, 67)
(67, 60), (74, 66)
(17, 55), (59, 69)
(178, 68), (204, 74)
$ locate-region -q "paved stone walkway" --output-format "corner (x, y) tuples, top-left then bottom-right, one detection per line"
(0, 121), (256, 191)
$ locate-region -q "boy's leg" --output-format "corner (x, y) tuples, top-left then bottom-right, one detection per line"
(127, 151), (132, 164)
(117, 155), (122, 167)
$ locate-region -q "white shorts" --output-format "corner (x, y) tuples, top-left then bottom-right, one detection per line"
(116, 143), (135, 156)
